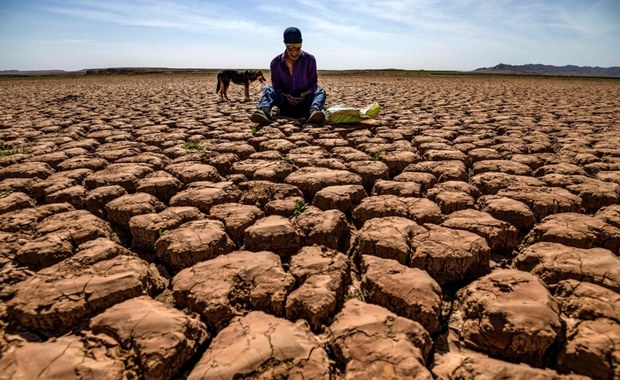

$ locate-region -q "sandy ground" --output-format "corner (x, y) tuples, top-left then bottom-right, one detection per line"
(0, 73), (619, 379)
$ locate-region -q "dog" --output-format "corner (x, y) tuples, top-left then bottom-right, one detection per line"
(216, 69), (266, 102)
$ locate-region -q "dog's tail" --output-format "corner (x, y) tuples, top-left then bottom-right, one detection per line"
(215, 74), (221, 94)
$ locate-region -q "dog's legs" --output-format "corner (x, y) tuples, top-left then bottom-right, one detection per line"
(243, 83), (250, 102)
(223, 81), (230, 102)
(218, 78), (226, 102)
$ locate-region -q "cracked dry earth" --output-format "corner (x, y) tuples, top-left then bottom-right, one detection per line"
(0, 73), (619, 380)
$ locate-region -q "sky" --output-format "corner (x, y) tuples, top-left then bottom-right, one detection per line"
(1, 0), (619, 71)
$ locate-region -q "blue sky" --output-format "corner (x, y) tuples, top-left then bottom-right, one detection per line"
(1, 0), (619, 71)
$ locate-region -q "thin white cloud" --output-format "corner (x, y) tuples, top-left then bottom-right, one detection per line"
(39, 0), (277, 35)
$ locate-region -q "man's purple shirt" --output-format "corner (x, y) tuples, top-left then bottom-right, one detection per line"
(270, 50), (318, 97)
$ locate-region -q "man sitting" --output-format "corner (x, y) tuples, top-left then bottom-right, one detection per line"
(250, 27), (326, 125)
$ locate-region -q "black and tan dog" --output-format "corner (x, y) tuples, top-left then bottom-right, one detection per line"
(216, 69), (266, 102)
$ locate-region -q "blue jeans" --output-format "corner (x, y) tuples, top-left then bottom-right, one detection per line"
(257, 86), (326, 118)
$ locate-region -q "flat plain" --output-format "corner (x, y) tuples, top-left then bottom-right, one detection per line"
(1, 72), (619, 379)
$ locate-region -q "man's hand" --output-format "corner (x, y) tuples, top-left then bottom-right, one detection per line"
(285, 91), (309, 106)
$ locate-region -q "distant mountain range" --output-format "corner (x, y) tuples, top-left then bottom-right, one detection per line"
(473, 63), (620, 77)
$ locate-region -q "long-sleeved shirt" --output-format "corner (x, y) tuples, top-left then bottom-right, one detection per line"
(269, 50), (318, 97)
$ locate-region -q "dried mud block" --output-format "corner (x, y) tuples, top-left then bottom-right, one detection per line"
(58, 238), (132, 268)
(0, 202), (75, 233)
(510, 153), (547, 170)
(170, 182), (240, 214)
(284, 167), (363, 197)
(352, 195), (442, 228)
(165, 162), (222, 184)
(361, 255), (442, 334)
(57, 156), (109, 171)
(239, 180), (303, 208)
(105, 192), (165, 229)
(427, 180), (481, 199)
(84, 163), (154, 192)
(0, 161), (55, 180)
(207, 152), (239, 176)
(497, 185), (583, 220)
(411, 225), (491, 286)
(292, 206), (350, 251)
(208, 203), (264, 244)
(433, 191), (475, 214)
(16, 210), (118, 268)
(312, 184), (367, 213)
(470, 172), (545, 195)
(7, 254), (165, 332)
(466, 147), (502, 165)
(432, 350), (583, 380)
(46, 184), (87, 208)
(31, 172), (80, 200)
(187, 311), (330, 380)
(287, 146), (330, 165)
(231, 159), (295, 182)
(345, 160), (390, 189)
(258, 138), (297, 154)
(449, 269), (562, 367)
(0, 336), (125, 379)
(354, 216), (426, 265)
(332, 146), (375, 162)
(0, 177), (39, 195)
(116, 152), (170, 171)
(477, 195), (536, 231)
(472, 159), (532, 176)
(542, 174), (620, 212)
(84, 185), (127, 218)
(534, 163), (587, 177)
(514, 242), (620, 293)
(371, 179), (422, 197)
(129, 206), (203, 250)
(423, 149), (467, 162)
(328, 299), (433, 379)
(244, 215), (301, 257)
(553, 280), (620, 379)
(172, 251), (295, 331)
(558, 318), (620, 380)
(264, 196), (305, 217)
(155, 219), (234, 273)
(442, 209), (519, 255)
(554, 280), (619, 324)
(404, 160), (467, 182)
(90, 296), (209, 380)
(286, 246), (349, 330)
(211, 141), (256, 160)
(393, 171), (437, 192)
(0, 192), (34, 214)
(597, 205), (620, 229)
(380, 150), (422, 176)
(523, 213), (620, 254)
(597, 170), (620, 185)
(136, 176), (184, 203)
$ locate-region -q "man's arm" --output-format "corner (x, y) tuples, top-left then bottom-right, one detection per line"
(307, 55), (318, 93)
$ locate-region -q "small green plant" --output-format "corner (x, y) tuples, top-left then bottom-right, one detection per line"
(158, 228), (165, 237)
(281, 156), (295, 166)
(0, 143), (12, 150)
(0, 149), (21, 158)
(370, 149), (385, 161)
(182, 140), (204, 151)
(0, 188), (12, 197)
(291, 200), (308, 218)
(249, 126), (259, 135)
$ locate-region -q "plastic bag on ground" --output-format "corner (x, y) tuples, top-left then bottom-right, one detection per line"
(325, 102), (381, 124)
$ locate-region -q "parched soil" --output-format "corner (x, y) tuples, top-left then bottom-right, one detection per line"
(1, 73), (619, 379)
